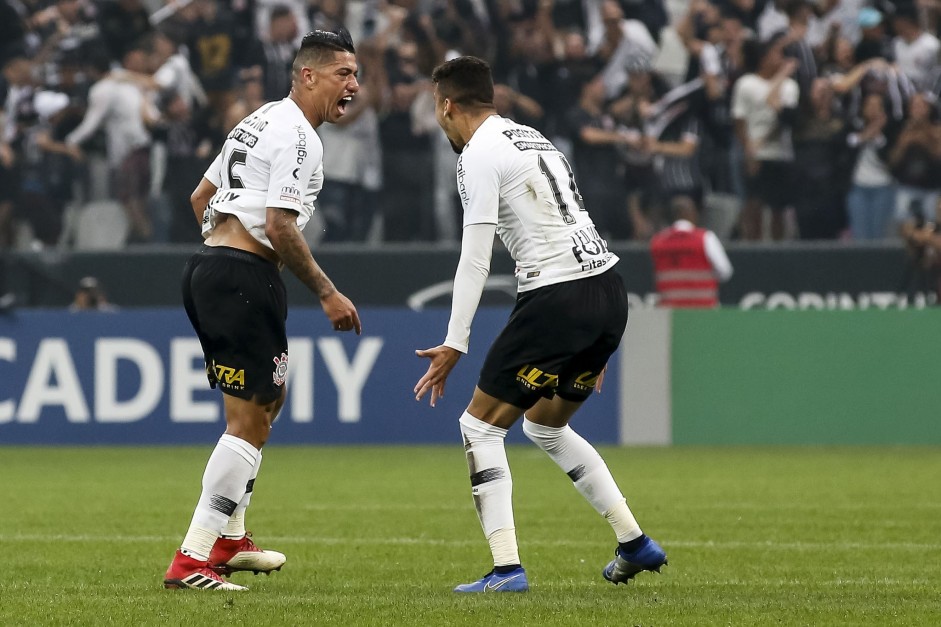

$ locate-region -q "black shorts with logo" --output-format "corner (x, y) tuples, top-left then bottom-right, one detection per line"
(181, 245), (288, 404)
(477, 268), (629, 410)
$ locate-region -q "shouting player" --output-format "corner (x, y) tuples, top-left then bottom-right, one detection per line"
(164, 29), (362, 591)
(415, 57), (667, 592)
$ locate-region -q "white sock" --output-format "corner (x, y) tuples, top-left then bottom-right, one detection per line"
(522, 418), (642, 542)
(459, 412), (520, 567)
(221, 449), (263, 539)
(181, 434), (259, 561)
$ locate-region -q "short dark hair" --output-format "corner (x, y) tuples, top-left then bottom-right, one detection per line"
(431, 56), (494, 108)
(742, 32), (784, 73)
(270, 4), (293, 21)
(292, 28), (355, 78)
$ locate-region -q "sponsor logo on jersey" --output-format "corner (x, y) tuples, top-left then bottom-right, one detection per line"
(230, 127), (259, 148)
(516, 365), (559, 391)
(273, 352), (289, 386)
(213, 363), (246, 388)
(513, 141), (555, 151)
(456, 156), (468, 204)
(280, 185), (300, 203)
(570, 225), (609, 265)
(293, 125), (308, 165)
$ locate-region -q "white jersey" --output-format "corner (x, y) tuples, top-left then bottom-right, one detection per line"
(202, 98), (324, 250)
(458, 115), (617, 292)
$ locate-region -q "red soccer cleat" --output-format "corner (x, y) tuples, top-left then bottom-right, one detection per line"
(164, 550), (248, 591)
(209, 532), (286, 576)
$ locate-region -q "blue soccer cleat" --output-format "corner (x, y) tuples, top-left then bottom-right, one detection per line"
(602, 536), (668, 585)
(453, 567), (529, 593)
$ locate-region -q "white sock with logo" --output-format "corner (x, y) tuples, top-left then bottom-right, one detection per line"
(522, 418), (641, 542)
(221, 449), (263, 539)
(459, 413), (520, 568)
(180, 434), (259, 561)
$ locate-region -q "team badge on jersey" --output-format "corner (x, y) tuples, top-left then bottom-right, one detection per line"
(272, 352), (289, 386)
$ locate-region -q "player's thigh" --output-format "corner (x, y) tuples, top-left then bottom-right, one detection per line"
(525, 394), (584, 428)
(465, 387), (527, 429)
(554, 270), (628, 403)
(189, 248), (289, 405)
(477, 270), (627, 411)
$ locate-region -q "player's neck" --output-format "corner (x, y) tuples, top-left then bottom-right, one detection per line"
(459, 110), (498, 146)
(289, 91), (324, 128)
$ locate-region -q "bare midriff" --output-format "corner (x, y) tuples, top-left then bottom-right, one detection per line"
(204, 213), (281, 265)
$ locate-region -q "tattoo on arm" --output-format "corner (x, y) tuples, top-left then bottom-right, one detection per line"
(267, 208), (337, 299)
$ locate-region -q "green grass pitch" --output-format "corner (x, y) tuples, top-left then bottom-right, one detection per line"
(1, 445), (939, 625)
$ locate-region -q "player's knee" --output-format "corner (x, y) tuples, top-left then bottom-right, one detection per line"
(522, 417), (566, 450)
(459, 412), (507, 444)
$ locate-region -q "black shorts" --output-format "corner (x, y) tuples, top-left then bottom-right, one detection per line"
(181, 245), (288, 404)
(478, 268), (629, 410)
(746, 160), (794, 211)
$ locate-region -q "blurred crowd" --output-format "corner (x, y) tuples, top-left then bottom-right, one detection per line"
(1, 0), (941, 251)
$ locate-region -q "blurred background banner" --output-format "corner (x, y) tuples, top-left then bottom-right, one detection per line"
(0, 242), (933, 309)
(4, 305), (940, 447)
(0, 307), (620, 445)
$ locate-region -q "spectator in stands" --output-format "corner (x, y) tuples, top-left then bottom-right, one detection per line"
(567, 76), (633, 239)
(854, 7), (892, 63)
(379, 40), (436, 241)
(245, 4), (299, 101)
(187, 0), (241, 129)
(793, 77), (851, 238)
(780, 0), (818, 100)
(614, 61), (672, 239)
(0, 55), (36, 248)
(65, 47), (155, 242)
(98, 0), (152, 61)
(889, 92), (941, 231)
(152, 30), (207, 113)
(650, 196), (733, 307)
(159, 93), (215, 243)
(756, 0), (789, 42)
(69, 275), (117, 311)
(732, 35), (800, 240)
(645, 81), (706, 220)
(547, 30), (601, 146)
(595, 0), (659, 98)
(492, 83), (544, 123)
(317, 43), (384, 242)
(35, 0), (105, 89)
(501, 7), (554, 129)
(845, 93), (896, 239)
(892, 8), (940, 90)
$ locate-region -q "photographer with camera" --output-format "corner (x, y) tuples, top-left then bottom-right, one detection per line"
(68, 276), (118, 312)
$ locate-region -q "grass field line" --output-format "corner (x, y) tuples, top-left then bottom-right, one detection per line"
(2, 534), (939, 551)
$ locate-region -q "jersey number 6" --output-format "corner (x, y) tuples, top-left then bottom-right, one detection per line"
(226, 149), (248, 189)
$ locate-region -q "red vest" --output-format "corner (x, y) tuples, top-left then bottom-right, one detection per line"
(650, 225), (719, 308)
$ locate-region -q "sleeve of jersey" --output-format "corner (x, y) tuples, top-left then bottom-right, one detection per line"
(443, 223), (496, 354)
(459, 151), (501, 227)
(704, 231), (733, 282)
(204, 151), (223, 187)
(265, 126), (320, 216)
